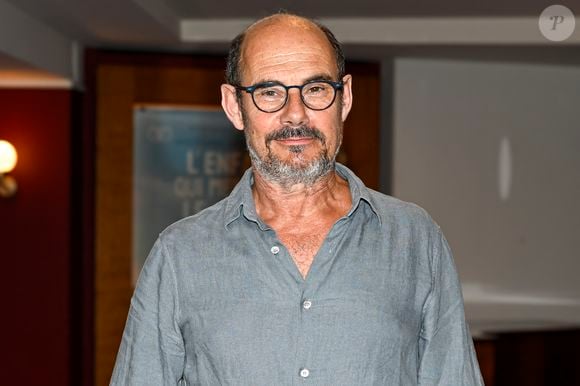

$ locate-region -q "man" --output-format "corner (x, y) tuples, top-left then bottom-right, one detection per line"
(111, 13), (483, 385)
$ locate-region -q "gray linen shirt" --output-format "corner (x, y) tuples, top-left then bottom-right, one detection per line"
(111, 164), (483, 385)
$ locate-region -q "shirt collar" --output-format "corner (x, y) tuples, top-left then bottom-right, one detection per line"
(223, 163), (381, 229)
(335, 163), (382, 225)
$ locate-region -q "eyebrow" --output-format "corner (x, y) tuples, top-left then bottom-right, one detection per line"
(304, 73), (335, 83)
(252, 73), (335, 86)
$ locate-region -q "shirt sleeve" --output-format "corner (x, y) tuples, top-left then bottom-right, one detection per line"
(417, 228), (484, 385)
(110, 236), (186, 385)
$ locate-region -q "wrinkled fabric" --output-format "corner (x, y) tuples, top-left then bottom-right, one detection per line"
(111, 164), (483, 386)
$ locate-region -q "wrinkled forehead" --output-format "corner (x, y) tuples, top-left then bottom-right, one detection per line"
(240, 16), (337, 83)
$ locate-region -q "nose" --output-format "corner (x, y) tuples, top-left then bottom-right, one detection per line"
(279, 89), (309, 127)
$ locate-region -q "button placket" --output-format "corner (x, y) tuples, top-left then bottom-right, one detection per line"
(293, 216), (343, 382)
(297, 288), (315, 380)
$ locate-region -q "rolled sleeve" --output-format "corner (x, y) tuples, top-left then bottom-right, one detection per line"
(110, 236), (185, 385)
(418, 229), (483, 385)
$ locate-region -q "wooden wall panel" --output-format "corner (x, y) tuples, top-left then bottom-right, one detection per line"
(134, 66), (224, 104)
(343, 62), (381, 190)
(495, 330), (580, 386)
(474, 339), (496, 386)
(95, 65), (136, 386)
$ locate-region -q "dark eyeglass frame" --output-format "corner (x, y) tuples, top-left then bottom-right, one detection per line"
(235, 79), (344, 113)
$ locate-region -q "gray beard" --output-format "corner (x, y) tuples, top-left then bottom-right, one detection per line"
(245, 126), (339, 189)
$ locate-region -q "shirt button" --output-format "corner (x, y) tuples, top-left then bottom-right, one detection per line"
(270, 245), (280, 254)
(299, 368), (310, 378)
(302, 300), (312, 310)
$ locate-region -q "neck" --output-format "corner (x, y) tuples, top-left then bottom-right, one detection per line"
(251, 166), (352, 222)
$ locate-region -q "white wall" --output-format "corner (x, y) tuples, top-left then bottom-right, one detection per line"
(392, 57), (580, 335)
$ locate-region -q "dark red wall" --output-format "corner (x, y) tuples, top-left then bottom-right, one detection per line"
(0, 89), (71, 385)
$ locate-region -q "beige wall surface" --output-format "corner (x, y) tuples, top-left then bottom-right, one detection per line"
(392, 57), (580, 336)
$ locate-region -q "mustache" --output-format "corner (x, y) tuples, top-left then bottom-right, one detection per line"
(265, 126), (326, 143)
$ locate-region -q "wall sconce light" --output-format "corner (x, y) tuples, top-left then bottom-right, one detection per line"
(0, 140), (18, 198)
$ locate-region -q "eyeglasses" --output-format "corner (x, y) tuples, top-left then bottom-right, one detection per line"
(235, 80), (344, 113)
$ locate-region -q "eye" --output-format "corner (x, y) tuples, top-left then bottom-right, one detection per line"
(304, 83), (329, 95)
(256, 87), (284, 99)
(262, 89), (279, 97)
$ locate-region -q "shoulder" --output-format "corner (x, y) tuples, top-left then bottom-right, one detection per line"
(157, 195), (232, 247)
(363, 189), (451, 281)
(337, 162), (438, 233)
(365, 188), (440, 234)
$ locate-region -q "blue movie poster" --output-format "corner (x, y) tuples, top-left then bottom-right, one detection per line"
(133, 106), (246, 282)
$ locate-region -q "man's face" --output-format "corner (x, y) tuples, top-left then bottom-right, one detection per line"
(224, 19), (352, 187)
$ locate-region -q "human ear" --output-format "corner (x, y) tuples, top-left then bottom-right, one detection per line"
(340, 74), (353, 122)
(220, 84), (245, 131)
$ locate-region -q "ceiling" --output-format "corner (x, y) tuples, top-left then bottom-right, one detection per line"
(1, 0), (579, 87)
(164, 0), (560, 17)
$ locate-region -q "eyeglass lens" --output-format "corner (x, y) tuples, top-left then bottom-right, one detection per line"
(252, 82), (337, 112)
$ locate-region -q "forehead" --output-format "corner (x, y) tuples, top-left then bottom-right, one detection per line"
(240, 17), (337, 84)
